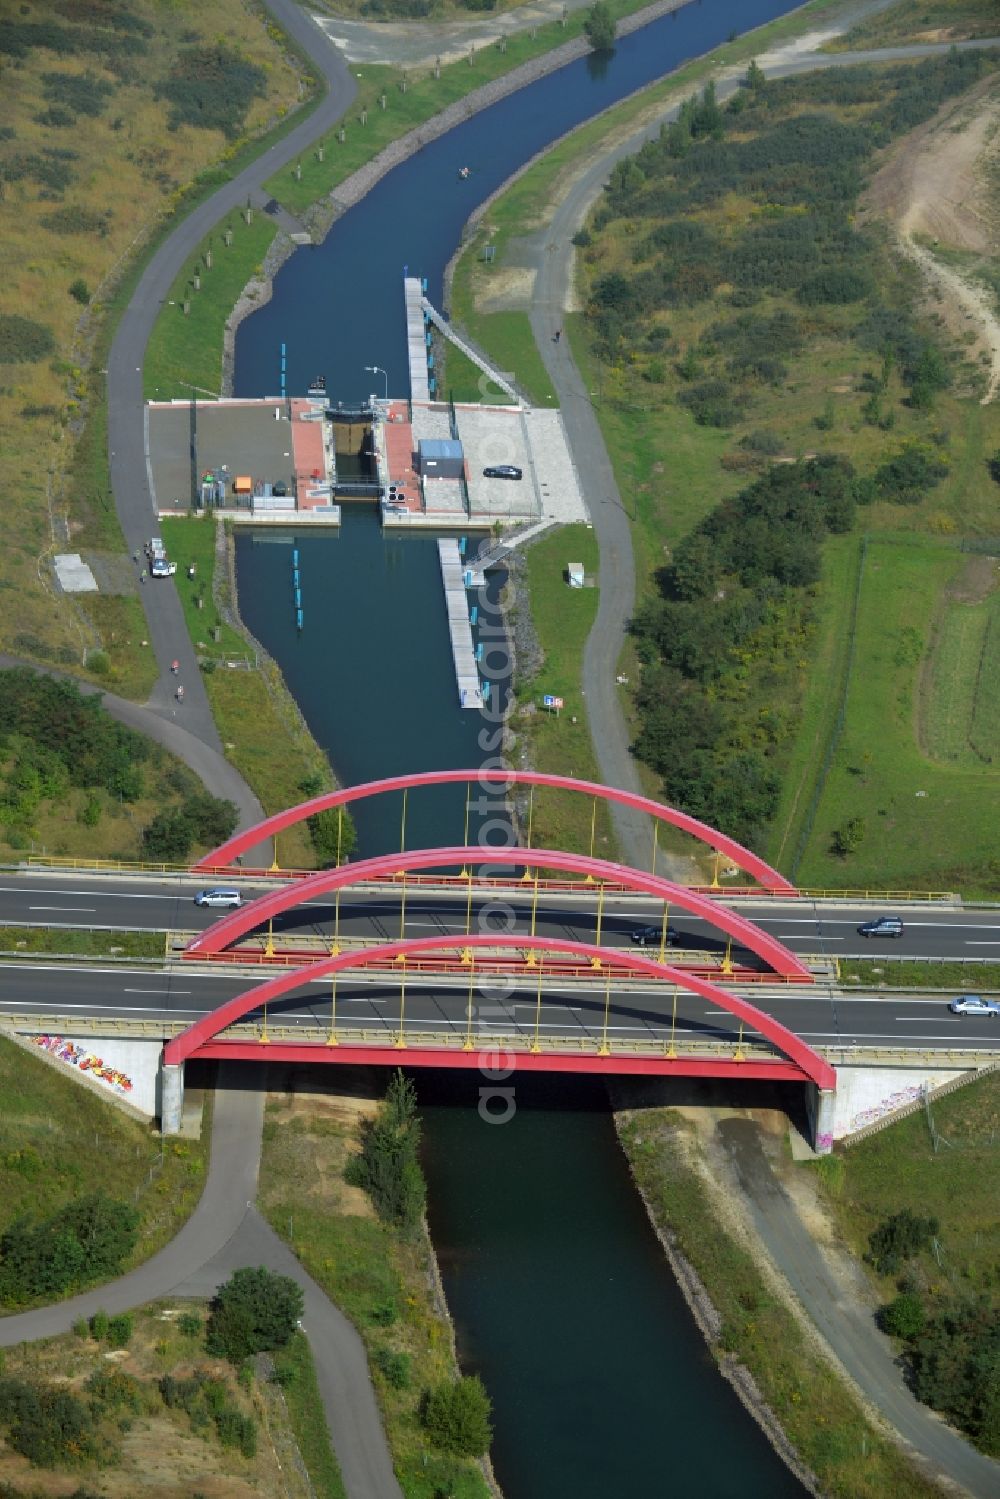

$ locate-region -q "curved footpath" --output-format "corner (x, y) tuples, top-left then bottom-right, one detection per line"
(0, 654), (264, 835)
(0, 1064), (403, 1499)
(106, 0), (358, 754)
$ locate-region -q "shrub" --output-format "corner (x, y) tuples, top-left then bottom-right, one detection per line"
(41, 71), (113, 118)
(206, 1267), (304, 1363)
(155, 45), (267, 139)
(421, 1376), (493, 1457)
(68, 277), (91, 305)
(866, 1209), (939, 1276)
(106, 1313), (132, 1348)
(879, 1292), (926, 1340)
(0, 315), (56, 364)
(178, 1312), (202, 1339)
(831, 817), (865, 857)
(42, 205), (112, 237)
(374, 1348), (411, 1389)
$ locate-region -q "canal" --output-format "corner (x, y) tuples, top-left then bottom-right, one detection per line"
(234, 2), (809, 1493)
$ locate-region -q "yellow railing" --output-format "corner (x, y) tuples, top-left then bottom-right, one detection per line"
(795, 888), (958, 902)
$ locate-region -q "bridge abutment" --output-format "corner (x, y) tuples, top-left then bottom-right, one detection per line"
(161, 1060), (185, 1136)
(806, 1082), (836, 1154)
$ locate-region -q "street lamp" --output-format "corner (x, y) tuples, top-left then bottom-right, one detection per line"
(364, 365), (388, 403)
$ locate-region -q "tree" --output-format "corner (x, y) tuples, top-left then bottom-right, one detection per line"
(831, 817), (866, 857)
(421, 1375), (493, 1457)
(307, 806), (357, 867)
(205, 1267), (304, 1363)
(583, 1), (616, 52)
(344, 1070), (426, 1233)
(988, 450), (1000, 484)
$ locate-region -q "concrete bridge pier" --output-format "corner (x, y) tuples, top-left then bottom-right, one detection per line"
(161, 1060), (185, 1136)
(806, 1082), (836, 1155)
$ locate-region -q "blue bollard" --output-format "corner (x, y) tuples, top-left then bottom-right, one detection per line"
(459, 536), (467, 556)
(470, 606), (478, 626)
(295, 587), (301, 609)
(296, 609), (304, 631)
(293, 549), (299, 566)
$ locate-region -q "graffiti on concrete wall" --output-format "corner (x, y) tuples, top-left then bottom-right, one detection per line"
(850, 1084), (923, 1134)
(32, 1035), (134, 1095)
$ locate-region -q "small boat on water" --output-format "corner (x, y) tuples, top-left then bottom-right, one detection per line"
(458, 166), (470, 180)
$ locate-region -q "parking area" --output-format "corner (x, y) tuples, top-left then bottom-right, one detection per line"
(147, 399), (294, 513)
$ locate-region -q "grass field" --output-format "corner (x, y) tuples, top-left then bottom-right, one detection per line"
(839, 958), (1000, 989)
(812, 1069), (1000, 1295)
(0, 926), (163, 960)
(618, 1108), (943, 1499)
(829, 0), (1000, 50)
(258, 1076), (490, 1499)
(921, 579), (1000, 768)
(144, 217), (279, 401)
(0, 0), (304, 672)
(0, 1032), (207, 1283)
(271, 1331), (348, 1499)
(776, 536), (1000, 891)
(516, 525), (617, 854)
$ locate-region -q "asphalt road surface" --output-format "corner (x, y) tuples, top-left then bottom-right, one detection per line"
(3, 952), (999, 1056)
(1, 870), (999, 960)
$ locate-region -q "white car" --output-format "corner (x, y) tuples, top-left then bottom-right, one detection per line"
(948, 995), (1000, 1017)
(194, 888), (243, 908)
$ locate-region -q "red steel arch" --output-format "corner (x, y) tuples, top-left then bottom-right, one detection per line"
(184, 845), (812, 979)
(194, 769), (796, 893)
(165, 932), (835, 1088)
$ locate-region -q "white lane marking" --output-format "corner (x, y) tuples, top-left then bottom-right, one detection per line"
(0, 886), (187, 902)
(965, 941), (1000, 946)
(28, 905), (97, 913)
(123, 988), (191, 995)
(0, 999), (205, 1016)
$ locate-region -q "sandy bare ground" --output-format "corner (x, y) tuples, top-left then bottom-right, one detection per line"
(863, 77), (1000, 404)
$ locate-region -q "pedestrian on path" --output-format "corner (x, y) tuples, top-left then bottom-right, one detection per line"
(554, 328), (562, 343)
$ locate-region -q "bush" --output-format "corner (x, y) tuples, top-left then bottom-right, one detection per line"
(420, 1376), (493, 1457)
(0, 314), (56, 364)
(831, 817), (865, 857)
(155, 45), (267, 139)
(374, 1348), (411, 1389)
(206, 1267), (304, 1363)
(879, 1292), (926, 1340)
(866, 1209), (939, 1276)
(106, 1313), (132, 1348)
(0, 1196), (138, 1306)
(178, 1312), (202, 1339)
(42, 205), (112, 237)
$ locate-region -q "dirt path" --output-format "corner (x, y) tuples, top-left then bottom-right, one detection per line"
(864, 78), (1000, 403)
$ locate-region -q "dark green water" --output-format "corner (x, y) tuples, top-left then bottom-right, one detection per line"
(419, 1073), (804, 1499)
(235, 510), (510, 857)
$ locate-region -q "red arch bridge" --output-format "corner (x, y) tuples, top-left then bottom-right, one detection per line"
(163, 773), (837, 1150)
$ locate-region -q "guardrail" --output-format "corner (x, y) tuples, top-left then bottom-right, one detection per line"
(12, 856), (965, 904)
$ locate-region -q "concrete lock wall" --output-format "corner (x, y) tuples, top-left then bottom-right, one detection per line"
(18, 1032), (163, 1119)
(832, 1065), (968, 1141)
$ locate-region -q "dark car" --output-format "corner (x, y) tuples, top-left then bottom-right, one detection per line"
(483, 465), (522, 480)
(631, 924), (680, 947)
(858, 916), (904, 939)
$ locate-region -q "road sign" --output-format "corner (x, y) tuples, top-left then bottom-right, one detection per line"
(543, 694), (564, 710)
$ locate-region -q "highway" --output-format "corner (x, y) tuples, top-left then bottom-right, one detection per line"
(2, 870), (1000, 963)
(2, 953), (999, 1057)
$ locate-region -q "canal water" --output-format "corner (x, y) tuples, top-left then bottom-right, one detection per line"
(235, 0), (802, 403)
(234, 2), (809, 1492)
